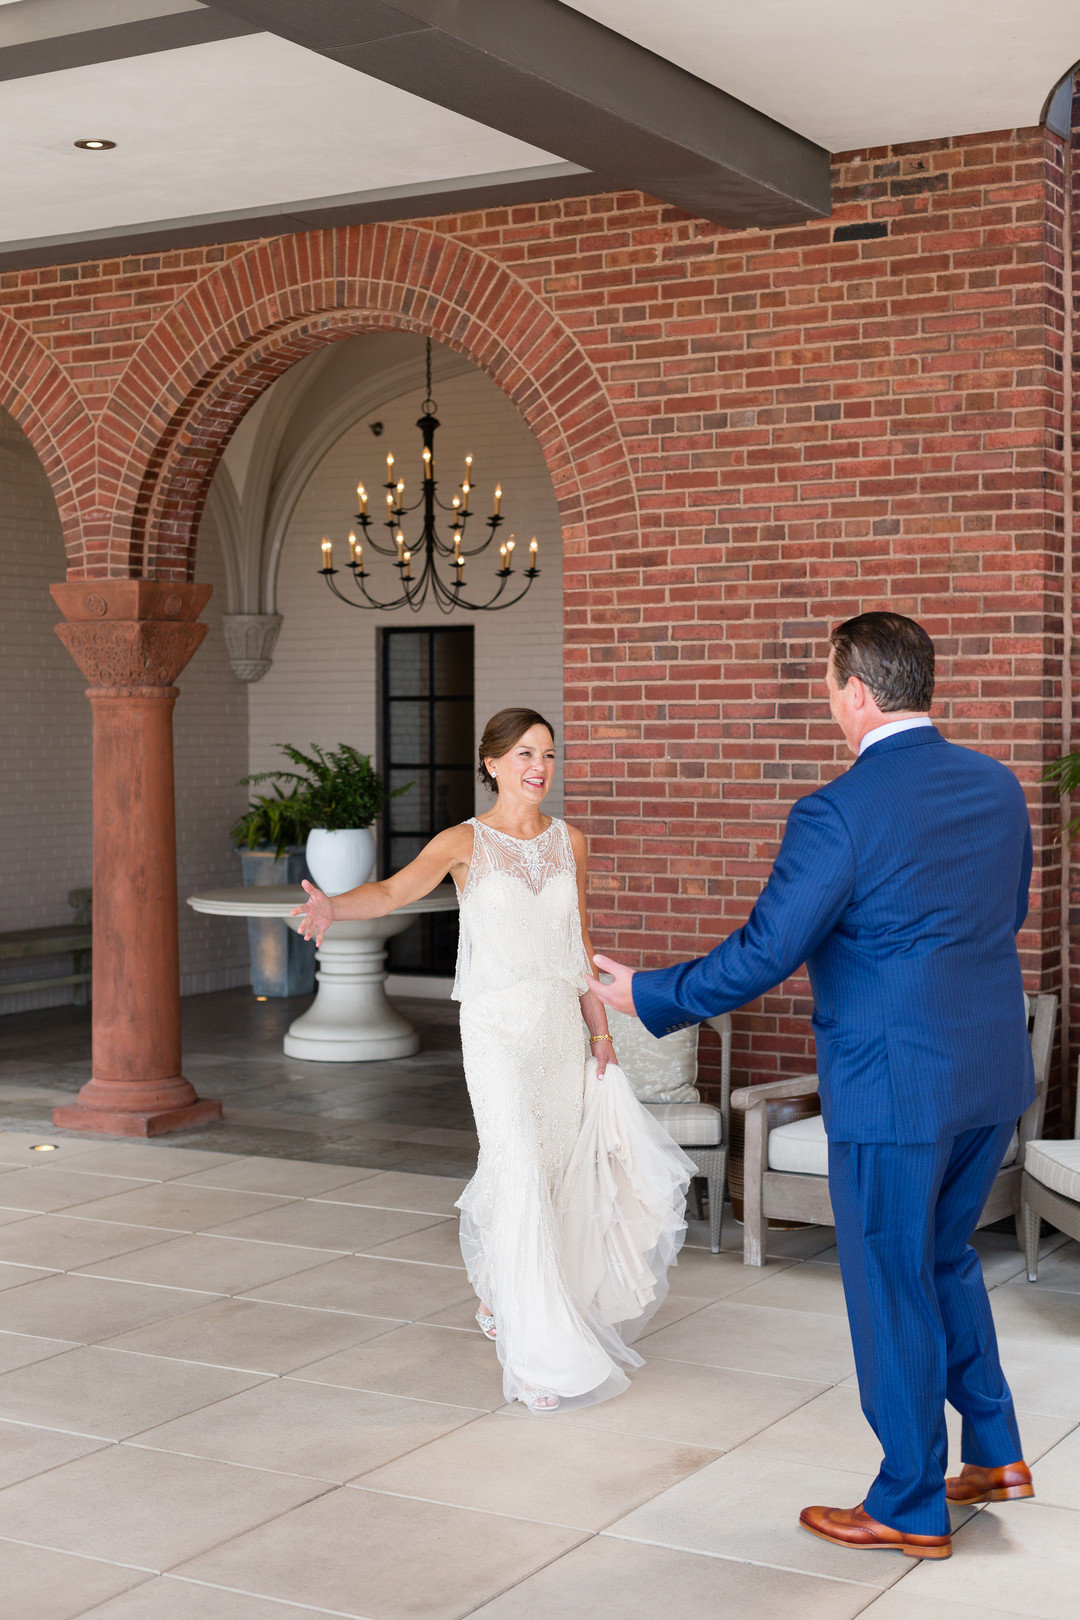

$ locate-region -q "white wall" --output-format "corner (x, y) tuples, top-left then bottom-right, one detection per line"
(0, 405), (250, 1009)
(248, 355), (566, 818)
(176, 504), (251, 995)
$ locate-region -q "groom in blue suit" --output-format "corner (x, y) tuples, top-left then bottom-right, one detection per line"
(590, 612), (1036, 1559)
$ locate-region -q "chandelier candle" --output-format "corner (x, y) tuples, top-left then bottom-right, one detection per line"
(321, 338), (540, 613)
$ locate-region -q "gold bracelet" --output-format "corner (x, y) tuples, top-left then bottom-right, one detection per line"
(589, 1033), (612, 1044)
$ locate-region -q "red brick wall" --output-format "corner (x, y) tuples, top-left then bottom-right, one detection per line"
(0, 122), (1073, 1116)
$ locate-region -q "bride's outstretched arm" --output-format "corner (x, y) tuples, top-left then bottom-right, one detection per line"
(567, 823), (616, 1078)
(292, 823), (473, 946)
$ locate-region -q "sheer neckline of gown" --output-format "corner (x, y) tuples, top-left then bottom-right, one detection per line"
(470, 816), (556, 846)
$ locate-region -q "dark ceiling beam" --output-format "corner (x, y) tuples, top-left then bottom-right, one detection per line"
(0, 0), (259, 82)
(208, 0), (831, 228)
(0, 162), (594, 272)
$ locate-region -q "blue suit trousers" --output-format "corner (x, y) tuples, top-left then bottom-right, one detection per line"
(828, 1122), (1022, 1535)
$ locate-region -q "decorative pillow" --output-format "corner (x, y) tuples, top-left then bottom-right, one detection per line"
(605, 1006), (700, 1103)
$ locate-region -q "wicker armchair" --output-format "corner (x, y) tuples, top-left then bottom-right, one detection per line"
(730, 992), (1057, 1267)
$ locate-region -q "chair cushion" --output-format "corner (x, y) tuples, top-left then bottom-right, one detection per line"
(1025, 1139), (1080, 1204)
(607, 1007), (699, 1104)
(768, 1114), (828, 1175)
(643, 1101), (722, 1147)
(766, 1118), (1021, 1177)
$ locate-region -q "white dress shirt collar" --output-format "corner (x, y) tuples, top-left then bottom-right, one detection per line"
(858, 716), (934, 757)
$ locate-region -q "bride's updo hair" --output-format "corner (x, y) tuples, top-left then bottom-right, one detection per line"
(478, 707), (555, 793)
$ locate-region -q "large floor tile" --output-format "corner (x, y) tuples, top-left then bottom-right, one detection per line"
(134, 1378), (482, 1482)
(293, 1321), (508, 1409)
(503, 1355), (826, 1450)
(666, 1245), (799, 1300)
(174, 1486), (587, 1620)
(58, 1183), (294, 1233)
(641, 1299), (857, 1382)
(994, 1337), (1080, 1418)
(608, 1449), (907, 1587)
(739, 1385), (1074, 1478)
(73, 1233), (334, 1296)
(357, 1410), (716, 1530)
(50, 1145), (244, 1181)
(0, 1214), (171, 1272)
(79, 1580), (334, 1619)
(367, 1217), (467, 1266)
(0, 1274), (215, 1343)
(0, 1263), (54, 1291)
(725, 1260), (850, 1317)
(205, 1200), (444, 1253)
(103, 1296), (401, 1374)
(1029, 1423), (1080, 1509)
(0, 1168), (155, 1214)
(470, 1534), (873, 1620)
(0, 1541), (148, 1620)
(990, 1286), (1080, 1344)
(171, 1157), (379, 1197)
(0, 1446), (328, 1571)
(859, 1592), (1042, 1620)
(0, 1418), (108, 1486)
(901, 1499), (1080, 1618)
(0, 1330), (76, 1373)
(314, 1170), (468, 1215)
(0, 1346), (266, 1439)
(241, 1252), (477, 1319)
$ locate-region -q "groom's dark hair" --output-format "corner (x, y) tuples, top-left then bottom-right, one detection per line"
(830, 612), (935, 713)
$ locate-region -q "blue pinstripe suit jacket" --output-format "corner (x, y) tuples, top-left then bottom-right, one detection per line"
(632, 727), (1036, 1144)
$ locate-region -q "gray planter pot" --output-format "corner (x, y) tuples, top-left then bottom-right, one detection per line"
(238, 846), (316, 998)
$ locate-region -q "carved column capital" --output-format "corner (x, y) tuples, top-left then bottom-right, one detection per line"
(51, 581), (211, 695)
(222, 613), (283, 683)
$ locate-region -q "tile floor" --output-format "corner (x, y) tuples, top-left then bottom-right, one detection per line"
(0, 1129), (1071, 1619)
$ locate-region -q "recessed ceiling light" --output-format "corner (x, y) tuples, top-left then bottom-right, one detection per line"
(74, 138), (116, 151)
(255, 996), (268, 1002)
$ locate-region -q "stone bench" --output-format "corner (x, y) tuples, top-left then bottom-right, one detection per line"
(0, 889), (92, 1005)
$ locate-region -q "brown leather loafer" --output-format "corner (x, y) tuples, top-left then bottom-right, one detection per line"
(799, 1503), (952, 1559)
(945, 1460), (1033, 1505)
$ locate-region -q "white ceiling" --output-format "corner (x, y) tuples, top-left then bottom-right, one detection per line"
(0, 30), (561, 243)
(565, 0), (1078, 150)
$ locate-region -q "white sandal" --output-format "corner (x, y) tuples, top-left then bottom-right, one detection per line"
(521, 1387), (560, 1413)
(475, 1309), (497, 1340)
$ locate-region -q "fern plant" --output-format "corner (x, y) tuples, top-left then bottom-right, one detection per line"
(1043, 752), (1080, 839)
(231, 743), (406, 857)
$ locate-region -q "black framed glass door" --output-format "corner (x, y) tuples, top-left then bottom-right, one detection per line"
(382, 625), (474, 974)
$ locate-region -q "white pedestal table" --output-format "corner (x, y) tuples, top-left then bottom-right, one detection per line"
(186, 885), (459, 1061)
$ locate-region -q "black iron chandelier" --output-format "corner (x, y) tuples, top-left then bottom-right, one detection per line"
(318, 340), (540, 613)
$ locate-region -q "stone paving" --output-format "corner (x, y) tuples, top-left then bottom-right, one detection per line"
(0, 1129), (1073, 1619)
(0, 990), (1077, 1617)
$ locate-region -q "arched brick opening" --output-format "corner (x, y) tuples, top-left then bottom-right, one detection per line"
(94, 226), (637, 582)
(0, 313), (93, 566)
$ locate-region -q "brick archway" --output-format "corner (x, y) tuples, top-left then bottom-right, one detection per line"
(0, 313), (93, 565)
(96, 225), (637, 581)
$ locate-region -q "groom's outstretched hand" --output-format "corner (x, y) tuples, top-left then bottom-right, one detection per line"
(588, 954), (637, 1017)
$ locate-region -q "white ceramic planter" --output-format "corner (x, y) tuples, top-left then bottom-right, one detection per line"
(305, 827), (376, 895)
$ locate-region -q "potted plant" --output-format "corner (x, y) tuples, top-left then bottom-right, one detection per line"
(237, 743), (404, 896)
(230, 785), (318, 999)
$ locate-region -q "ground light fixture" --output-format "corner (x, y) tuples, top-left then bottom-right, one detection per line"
(73, 138), (116, 150)
(319, 338), (539, 613)
(30, 1143), (58, 1151)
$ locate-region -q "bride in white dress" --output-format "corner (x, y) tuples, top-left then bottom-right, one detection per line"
(295, 707), (694, 1413)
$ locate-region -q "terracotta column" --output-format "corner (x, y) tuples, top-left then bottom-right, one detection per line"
(50, 581), (223, 1136)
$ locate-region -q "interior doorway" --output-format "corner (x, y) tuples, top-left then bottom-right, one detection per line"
(381, 624), (474, 975)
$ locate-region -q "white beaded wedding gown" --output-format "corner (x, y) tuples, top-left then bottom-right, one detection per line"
(453, 816), (695, 1410)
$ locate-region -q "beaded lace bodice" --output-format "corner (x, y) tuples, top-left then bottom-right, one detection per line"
(452, 817), (590, 1001)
